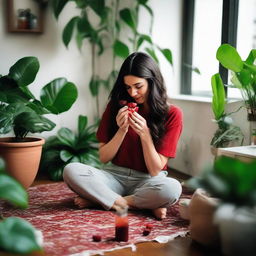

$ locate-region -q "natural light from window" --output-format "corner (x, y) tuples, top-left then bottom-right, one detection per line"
(191, 0), (223, 97)
(229, 0), (256, 99)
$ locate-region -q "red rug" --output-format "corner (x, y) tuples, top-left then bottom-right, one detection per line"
(0, 182), (192, 256)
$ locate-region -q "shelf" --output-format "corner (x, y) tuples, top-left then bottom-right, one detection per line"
(6, 0), (45, 34)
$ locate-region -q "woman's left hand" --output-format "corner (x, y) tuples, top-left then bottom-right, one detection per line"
(129, 112), (150, 137)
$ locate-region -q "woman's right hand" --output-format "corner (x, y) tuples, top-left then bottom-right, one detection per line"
(116, 106), (129, 132)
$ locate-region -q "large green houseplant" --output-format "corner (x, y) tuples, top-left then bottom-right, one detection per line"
(40, 115), (101, 181)
(51, 0), (173, 117)
(187, 156), (256, 256)
(0, 56), (78, 187)
(216, 44), (256, 142)
(0, 157), (43, 254)
(210, 73), (244, 151)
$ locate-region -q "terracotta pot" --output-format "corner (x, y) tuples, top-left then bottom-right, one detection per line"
(0, 137), (45, 189)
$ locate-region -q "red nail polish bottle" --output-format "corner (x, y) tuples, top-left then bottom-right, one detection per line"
(115, 206), (129, 242)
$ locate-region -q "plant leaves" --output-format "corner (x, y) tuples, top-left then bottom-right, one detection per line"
(119, 8), (137, 32)
(40, 78), (78, 114)
(0, 173), (28, 208)
(57, 127), (76, 147)
(60, 150), (74, 162)
(0, 217), (42, 254)
(216, 44), (243, 72)
(113, 40), (129, 59)
(87, 0), (105, 16)
(245, 49), (256, 65)
(89, 77), (100, 97)
(13, 112), (56, 138)
(51, 0), (69, 19)
(0, 157), (5, 173)
(211, 73), (225, 120)
(0, 76), (32, 103)
(78, 115), (88, 134)
(145, 47), (159, 63)
(158, 47), (173, 66)
(0, 103), (32, 135)
(8, 56), (39, 87)
(49, 165), (64, 181)
(63, 16), (79, 48)
(136, 34), (152, 50)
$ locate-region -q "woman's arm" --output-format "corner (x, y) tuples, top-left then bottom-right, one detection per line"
(99, 106), (129, 163)
(129, 112), (168, 176)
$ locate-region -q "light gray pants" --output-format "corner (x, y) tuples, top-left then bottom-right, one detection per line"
(63, 163), (182, 210)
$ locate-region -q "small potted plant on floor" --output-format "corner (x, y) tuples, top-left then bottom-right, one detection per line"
(0, 56), (78, 188)
(0, 157), (43, 254)
(216, 44), (256, 144)
(40, 115), (102, 181)
(186, 156), (256, 256)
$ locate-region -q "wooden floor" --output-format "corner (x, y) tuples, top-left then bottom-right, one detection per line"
(3, 170), (222, 256)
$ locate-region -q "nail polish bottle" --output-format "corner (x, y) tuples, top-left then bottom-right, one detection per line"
(115, 206), (129, 242)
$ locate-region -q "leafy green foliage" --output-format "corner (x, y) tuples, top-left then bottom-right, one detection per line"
(0, 56), (78, 141)
(0, 157), (42, 254)
(40, 115), (102, 181)
(186, 156), (256, 207)
(211, 74), (225, 121)
(216, 44), (256, 119)
(0, 173), (28, 208)
(0, 217), (42, 254)
(210, 73), (244, 148)
(51, 0), (173, 118)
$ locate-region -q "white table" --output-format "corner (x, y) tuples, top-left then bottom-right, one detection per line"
(217, 145), (256, 162)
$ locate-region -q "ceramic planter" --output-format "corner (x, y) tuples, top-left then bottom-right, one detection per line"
(188, 188), (220, 247)
(0, 137), (45, 189)
(214, 204), (256, 256)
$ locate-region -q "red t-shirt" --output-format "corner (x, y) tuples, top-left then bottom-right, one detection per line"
(96, 102), (183, 173)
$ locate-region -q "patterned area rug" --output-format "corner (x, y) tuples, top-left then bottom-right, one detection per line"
(0, 182), (192, 256)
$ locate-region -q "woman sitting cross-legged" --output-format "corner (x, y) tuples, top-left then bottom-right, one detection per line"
(63, 52), (183, 220)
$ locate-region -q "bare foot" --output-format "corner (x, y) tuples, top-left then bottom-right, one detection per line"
(111, 196), (128, 211)
(74, 196), (96, 209)
(152, 207), (167, 220)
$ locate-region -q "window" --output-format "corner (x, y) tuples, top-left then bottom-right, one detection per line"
(191, 0), (223, 97)
(181, 0), (256, 99)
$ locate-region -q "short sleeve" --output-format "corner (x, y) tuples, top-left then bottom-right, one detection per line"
(96, 102), (113, 143)
(156, 105), (183, 158)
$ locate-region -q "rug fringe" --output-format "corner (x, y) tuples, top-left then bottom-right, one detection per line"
(69, 230), (189, 256)
(153, 230), (189, 243)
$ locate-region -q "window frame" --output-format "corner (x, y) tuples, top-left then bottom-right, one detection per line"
(180, 0), (239, 96)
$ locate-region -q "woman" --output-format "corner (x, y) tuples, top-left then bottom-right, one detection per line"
(63, 52), (183, 219)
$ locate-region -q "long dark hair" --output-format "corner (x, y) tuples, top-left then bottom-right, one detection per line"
(109, 52), (169, 145)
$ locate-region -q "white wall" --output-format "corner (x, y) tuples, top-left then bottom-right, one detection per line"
(169, 97), (250, 176)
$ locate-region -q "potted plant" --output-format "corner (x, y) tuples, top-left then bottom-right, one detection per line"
(186, 156), (256, 256)
(0, 157), (43, 254)
(40, 115), (102, 181)
(216, 44), (256, 143)
(210, 73), (244, 155)
(0, 56), (78, 188)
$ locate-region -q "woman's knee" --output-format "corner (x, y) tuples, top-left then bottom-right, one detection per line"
(164, 178), (182, 203)
(63, 163), (77, 181)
